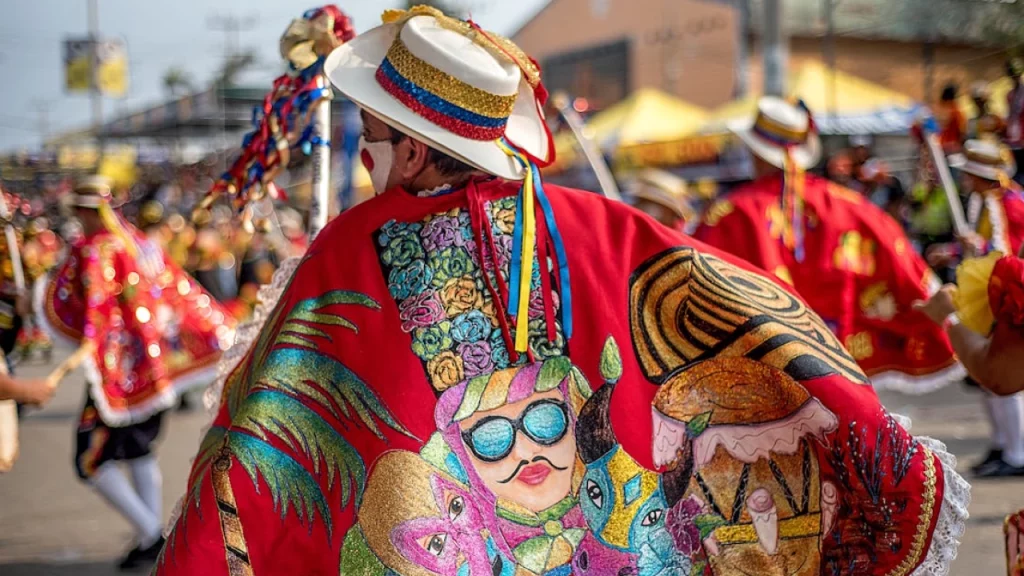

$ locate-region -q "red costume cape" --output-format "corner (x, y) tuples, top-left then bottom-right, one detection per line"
(41, 229), (233, 426)
(695, 173), (962, 392)
(157, 180), (965, 576)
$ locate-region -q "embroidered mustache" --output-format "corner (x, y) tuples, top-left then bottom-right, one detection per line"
(498, 456), (568, 484)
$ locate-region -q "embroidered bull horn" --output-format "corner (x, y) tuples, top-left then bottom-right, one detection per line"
(575, 383), (617, 464)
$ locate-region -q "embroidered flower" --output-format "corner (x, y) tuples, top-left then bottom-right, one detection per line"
(489, 330), (511, 369)
(427, 350), (465, 391)
(528, 288), (560, 320)
(382, 234), (425, 269)
(440, 277), (484, 317)
(528, 318), (565, 359)
(411, 321), (454, 360)
(388, 260), (433, 300)
(378, 220), (422, 247)
(421, 215), (461, 252)
(666, 496), (705, 557)
(458, 341), (494, 378)
(399, 291), (446, 332)
(430, 246), (474, 286)
(451, 310), (491, 343)
(494, 206), (517, 235)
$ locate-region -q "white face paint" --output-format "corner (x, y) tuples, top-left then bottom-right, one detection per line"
(359, 136), (395, 195)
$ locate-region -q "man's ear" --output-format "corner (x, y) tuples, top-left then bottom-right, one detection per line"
(397, 138), (431, 181)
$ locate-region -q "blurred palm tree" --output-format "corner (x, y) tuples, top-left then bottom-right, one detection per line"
(162, 67), (195, 97)
(214, 50), (258, 88)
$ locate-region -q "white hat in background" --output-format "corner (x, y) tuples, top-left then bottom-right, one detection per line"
(729, 96), (822, 171)
(949, 139), (1017, 182)
(630, 169), (690, 220)
(324, 7), (551, 181)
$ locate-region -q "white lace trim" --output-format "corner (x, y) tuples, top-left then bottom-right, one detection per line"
(870, 363), (967, 395)
(891, 414), (971, 576)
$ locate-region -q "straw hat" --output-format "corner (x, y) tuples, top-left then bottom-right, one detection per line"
(949, 139), (1017, 182)
(324, 8), (551, 181)
(729, 96), (821, 171)
(630, 169), (689, 220)
(71, 175), (114, 209)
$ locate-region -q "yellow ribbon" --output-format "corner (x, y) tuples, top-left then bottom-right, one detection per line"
(98, 202), (138, 259)
(497, 140), (537, 353)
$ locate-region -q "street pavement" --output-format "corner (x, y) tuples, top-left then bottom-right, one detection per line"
(0, 347), (1022, 575)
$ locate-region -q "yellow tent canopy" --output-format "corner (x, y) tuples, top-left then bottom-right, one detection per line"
(549, 88), (707, 172)
(702, 60), (916, 133)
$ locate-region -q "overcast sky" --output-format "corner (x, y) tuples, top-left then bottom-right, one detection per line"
(0, 0), (549, 152)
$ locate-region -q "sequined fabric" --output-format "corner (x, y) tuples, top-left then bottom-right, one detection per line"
(156, 179), (964, 576)
(41, 230), (234, 426)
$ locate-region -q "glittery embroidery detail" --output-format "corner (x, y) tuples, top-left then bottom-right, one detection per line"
(885, 446), (936, 576)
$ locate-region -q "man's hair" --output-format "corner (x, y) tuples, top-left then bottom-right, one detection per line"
(941, 83), (958, 102)
(387, 126), (477, 177)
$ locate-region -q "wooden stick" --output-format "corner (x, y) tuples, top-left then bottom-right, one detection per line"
(45, 342), (96, 390)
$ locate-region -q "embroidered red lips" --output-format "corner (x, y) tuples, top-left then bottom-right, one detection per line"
(516, 463), (552, 485)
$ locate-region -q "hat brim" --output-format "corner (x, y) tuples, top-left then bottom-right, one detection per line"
(325, 22), (550, 181)
(949, 154), (1017, 181)
(728, 118), (821, 171)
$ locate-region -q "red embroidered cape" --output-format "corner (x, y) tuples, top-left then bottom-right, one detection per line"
(694, 173), (961, 392)
(41, 229), (233, 427)
(157, 180), (961, 576)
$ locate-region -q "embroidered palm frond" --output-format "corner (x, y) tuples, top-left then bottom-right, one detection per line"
(258, 347), (413, 441)
(228, 429), (333, 535)
(188, 425), (228, 507)
(233, 389), (367, 509)
(277, 291), (379, 347)
(227, 290), (380, 419)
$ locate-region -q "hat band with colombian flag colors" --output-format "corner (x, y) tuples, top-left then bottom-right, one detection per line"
(375, 36), (518, 141)
(752, 109), (812, 148)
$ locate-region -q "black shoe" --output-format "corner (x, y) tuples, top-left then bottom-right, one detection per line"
(118, 536), (165, 571)
(974, 459), (1024, 478)
(971, 448), (1004, 474)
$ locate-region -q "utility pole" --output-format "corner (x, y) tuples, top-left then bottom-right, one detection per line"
(763, 0), (787, 97)
(207, 13), (258, 167)
(823, 0), (837, 120)
(735, 0), (751, 98)
(88, 0), (103, 152)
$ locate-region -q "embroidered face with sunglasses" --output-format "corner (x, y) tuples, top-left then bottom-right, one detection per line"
(458, 389), (577, 513)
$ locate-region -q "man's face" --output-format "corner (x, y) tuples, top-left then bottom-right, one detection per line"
(360, 110), (407, 193)
(75, 207), (102, 236)
(458, 389), (576, 513)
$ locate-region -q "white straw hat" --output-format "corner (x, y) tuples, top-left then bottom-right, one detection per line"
(949, 139), (1017, 182)
(729, 96), (821, 170)
(72, 175), (114, 209)
(324, 8), (551, 181)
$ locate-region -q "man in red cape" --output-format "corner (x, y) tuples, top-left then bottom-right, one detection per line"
(694, 97), (964, 394)
(157, 7), (967, 576)
(39, 177), (234, 570)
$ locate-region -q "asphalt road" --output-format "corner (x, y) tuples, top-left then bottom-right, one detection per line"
(0, 347), (1020, 575)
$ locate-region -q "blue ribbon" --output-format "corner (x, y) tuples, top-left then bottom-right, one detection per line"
(531, 165), (573, 338)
